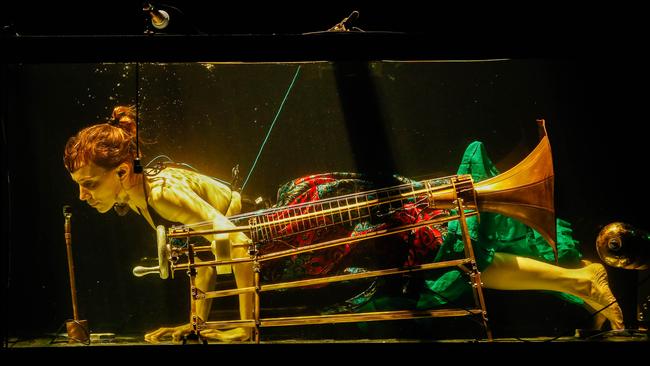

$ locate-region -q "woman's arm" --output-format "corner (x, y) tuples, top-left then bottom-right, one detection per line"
(143, 176), (253, 342)
(148, 182), (235, 323)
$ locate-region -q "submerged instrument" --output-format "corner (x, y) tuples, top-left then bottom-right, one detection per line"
(132, 119), (556, 343)
(133, 119), (557, 279)
(596, 222), (650, 270)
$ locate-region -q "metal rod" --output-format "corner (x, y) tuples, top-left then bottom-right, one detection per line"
(169, 225), (252, 238)
(261, 258), (471, 292)
(253, 261), (261, 344)
(261, 309), (484, 327)
(457, 198), (493, 341)
(171, 213), (477, 271)
(201, 309), (484, 330)
(63, 213), (80, 321)
(169, 179), (464, 236)
(200, 258), (472, 299)
(202, 286), (256, 299)
(187, 244), (200, 339)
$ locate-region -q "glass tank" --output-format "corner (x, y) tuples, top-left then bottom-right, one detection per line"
(3, 55), (649, 349)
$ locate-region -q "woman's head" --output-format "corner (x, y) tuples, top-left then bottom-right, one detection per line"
(64, 106), (138, 173)
(64, 106), (140, 213)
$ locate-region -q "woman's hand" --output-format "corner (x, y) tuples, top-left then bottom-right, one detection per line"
(144, 324), (251, 343)
(144, 323), (192, 343)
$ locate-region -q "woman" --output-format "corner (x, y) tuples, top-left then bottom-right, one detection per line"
(64, 106), (252, 342)
(64, 106), (624, 343)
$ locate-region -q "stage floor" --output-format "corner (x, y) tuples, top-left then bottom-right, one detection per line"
(6, 329), (648, 347)
(5, 332), (647, 363)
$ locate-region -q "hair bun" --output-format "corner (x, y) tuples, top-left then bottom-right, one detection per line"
(109, 105), (137, 136)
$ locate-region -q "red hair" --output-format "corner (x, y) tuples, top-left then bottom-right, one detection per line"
(64, 106), (141, 173)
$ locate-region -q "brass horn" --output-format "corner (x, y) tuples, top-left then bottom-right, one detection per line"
(423, 119), (557, 261)
(474, 119), (556, 260)
(596, 222), (650, 270)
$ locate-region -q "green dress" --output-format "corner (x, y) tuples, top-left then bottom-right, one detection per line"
(357, 140), (584, 315)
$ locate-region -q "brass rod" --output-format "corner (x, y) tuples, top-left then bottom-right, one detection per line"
(169, 180), (465, 237)
(457, 199), (492, 341)
(64, 215), (80, 321)
(201, 309), (483, 330)
(189, 243), (248, 252)
(200, 258), (472, 299)
(171, 213), (477, 271)
(200, 319), (256, 329)
(457, 264), (471, 274)
(188, 244), (248, 254)
(253, 262), (261, 344)
(171, 257), (251, 270)
(261, 258), (472, 292)
(203, 286), (256, 299)
(187, 244), (199, 336)
(261, 309), (483, 327)
(169, 225), (251, 238)
(457, 199), (477, 260)
(193, 246), (212, 252)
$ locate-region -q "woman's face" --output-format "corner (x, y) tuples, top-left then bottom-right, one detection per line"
(71, 163), (122, 213)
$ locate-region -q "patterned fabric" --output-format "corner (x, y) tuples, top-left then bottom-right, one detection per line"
(259, 172), (447, 288)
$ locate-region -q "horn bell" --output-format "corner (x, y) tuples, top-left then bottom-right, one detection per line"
(473, 120), (557, 261)
(596, 222), (650, 270)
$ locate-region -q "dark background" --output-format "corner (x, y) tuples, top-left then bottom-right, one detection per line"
(1, 1), (610, 37)
(2, 1), (648, 345)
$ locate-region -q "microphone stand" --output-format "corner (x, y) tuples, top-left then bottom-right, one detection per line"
(63, 206), (89, 343)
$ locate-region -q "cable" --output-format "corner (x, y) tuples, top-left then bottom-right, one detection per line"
(240, 65), (301, 193)
(509, 274), (650, 343)
(133, 63), (143, 174)
(585, 328), (647, 340)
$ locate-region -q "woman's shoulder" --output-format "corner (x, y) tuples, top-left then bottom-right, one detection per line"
(146, 167), (201, 194)
(149, 166), (197, 181)
(146, 167), (229, 195)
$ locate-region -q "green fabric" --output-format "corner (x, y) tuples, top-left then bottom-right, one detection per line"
(357, 141), (584, 315)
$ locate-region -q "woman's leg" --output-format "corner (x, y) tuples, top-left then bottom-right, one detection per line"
(200, 256), (253, 342)
(202, 232), (254, 342)
(480, 252), (625, 329)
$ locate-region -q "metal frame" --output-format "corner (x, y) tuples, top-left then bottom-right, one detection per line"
(137, 122), (557, 344)
(168, 195), (492, 343)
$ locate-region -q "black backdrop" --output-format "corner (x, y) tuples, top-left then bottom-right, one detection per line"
(2, 1), (649, 344)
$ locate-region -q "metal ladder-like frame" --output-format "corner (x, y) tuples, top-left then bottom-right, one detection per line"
(180, 197), (491, 343)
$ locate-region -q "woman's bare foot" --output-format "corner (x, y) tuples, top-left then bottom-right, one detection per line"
(582, 263), (625, 330)
(201, 327), (251, 342)
(145, 324), (251, 343)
